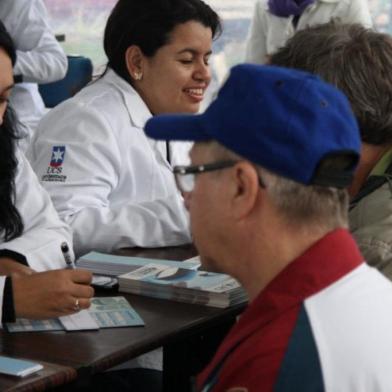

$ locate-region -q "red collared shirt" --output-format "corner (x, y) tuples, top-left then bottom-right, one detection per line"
(197, 229), (365, 392)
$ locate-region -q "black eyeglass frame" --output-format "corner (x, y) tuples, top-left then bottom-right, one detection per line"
(173, 160), (266, 193)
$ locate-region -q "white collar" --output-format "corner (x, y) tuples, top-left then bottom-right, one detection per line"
(103, 68), (152, 129)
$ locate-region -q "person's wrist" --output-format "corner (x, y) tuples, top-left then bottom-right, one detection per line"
(2, 277), (16, 322)
(0, 258), (34, 276)
(0, 249), (28, 266)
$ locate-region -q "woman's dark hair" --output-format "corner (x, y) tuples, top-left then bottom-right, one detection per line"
(0, 21), (24, 240)
(0, 21), (16, 66)
(104, 0), (222, 83)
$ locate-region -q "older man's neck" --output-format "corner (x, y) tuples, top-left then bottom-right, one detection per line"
(241, 217), (330, 302)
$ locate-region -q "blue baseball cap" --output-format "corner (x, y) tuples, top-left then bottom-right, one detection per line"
(145, 64), (361, 188)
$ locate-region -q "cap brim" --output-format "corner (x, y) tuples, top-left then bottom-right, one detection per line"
(145, 113), (210, 141)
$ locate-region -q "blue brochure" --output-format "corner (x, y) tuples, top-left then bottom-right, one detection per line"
(0, 356), (43, 377)
(6, 296), (144, 332)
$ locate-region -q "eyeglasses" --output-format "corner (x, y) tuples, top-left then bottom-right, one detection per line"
(173, 160), (237, 193)
(173, 160), (266, 193)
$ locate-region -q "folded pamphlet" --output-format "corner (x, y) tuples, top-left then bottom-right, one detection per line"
(0, 355), (43, 377)
(59, 310), (99, 331)
(6, 297), (144, 333)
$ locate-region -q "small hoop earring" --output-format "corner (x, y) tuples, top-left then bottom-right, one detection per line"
(133, 72), (143, 81)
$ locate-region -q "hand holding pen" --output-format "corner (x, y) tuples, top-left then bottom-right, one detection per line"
(58, 242), (94, 312)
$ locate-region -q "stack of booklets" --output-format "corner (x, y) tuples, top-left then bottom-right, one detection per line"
(118, 263), (248, 308)
(77, 251), (200, 276)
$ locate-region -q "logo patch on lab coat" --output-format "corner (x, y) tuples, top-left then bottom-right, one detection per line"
(42, 146), (67, 182)
(50, 146), (66, 167)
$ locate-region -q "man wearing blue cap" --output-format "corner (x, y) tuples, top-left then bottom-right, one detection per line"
(145, 64), (392, 391)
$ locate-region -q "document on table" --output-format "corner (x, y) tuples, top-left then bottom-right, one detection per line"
(59, 310), (99, 331)
(88, 296), (144, 328)
(6, 297), (144, 332)
(5, 318), (64, 332)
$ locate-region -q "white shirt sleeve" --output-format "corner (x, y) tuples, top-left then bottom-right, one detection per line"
(9, 0), (68, 83)
(0, 150), (71, 271)
(30, 103), (191, 257)
(245, 0), (269, 64)
(68, 193), (191, 257)
(244, 0), (373, 65)
(0, 277), (5, 328)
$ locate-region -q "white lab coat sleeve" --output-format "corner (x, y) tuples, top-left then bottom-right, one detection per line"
(0, 150), (71, 271)
(68, 192), (191, 258)
(30, 103), (191, 257)
(0, 277), (5, 328)
(245, 0), (269, 64)
(12, 0), (67, 83)
(343, 0), (373, 28)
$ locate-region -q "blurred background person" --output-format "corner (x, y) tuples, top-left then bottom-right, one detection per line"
(0, 0), (67, 151)
(245, 0), (372, 64)
(270, 22), (392, 279)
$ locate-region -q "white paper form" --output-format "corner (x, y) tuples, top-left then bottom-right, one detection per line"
(59, 310), (99, 331)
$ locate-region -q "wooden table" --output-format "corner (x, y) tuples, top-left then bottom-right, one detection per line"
(0, 245), (245, 391)
(0, 361), (75, 392)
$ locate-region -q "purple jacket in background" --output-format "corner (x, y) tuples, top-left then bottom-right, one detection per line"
(268, 0), (316, 17)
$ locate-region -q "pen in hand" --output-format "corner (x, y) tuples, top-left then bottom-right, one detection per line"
(61, 242), (75, 269)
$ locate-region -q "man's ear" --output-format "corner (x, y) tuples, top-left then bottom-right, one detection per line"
(230, 162), (260, 220)
(125, 45), (144, 81)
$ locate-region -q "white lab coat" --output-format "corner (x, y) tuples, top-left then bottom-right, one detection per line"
(30, 69), (191, 257)
(245, 0), (373, 64)
(0, 0), (67, 148)
(0, 149), (72, 271)
(0, 148), (72, 328)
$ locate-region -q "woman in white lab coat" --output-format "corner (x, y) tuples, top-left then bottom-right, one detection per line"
(30, 0), (221, 257)
(0, 0), (67, 150)
(0, 21), (93, 325)
(0, 26), (73, 274)
(245, 0), (373, 64)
